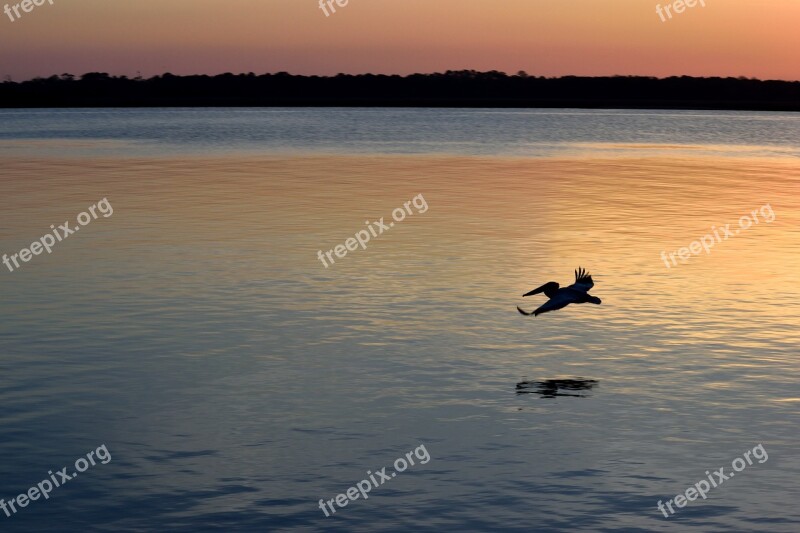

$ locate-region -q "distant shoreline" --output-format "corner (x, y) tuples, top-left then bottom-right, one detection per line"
(2, 71), (799, 111)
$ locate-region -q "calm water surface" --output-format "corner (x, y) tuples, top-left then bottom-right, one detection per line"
(0, 108), (799, 532)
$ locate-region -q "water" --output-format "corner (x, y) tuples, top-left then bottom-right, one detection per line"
(1, 108), (800, 159)
(0, 108), (798, 532)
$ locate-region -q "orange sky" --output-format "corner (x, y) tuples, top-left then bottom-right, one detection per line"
(0, 0), (797, 81)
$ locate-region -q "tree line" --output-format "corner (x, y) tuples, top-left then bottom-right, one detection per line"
(1, 70), (798, 110)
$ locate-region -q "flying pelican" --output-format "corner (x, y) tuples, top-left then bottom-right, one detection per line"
(517, 267), (602, 317)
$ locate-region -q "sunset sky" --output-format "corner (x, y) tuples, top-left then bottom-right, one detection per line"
(0, 0), (797, 81)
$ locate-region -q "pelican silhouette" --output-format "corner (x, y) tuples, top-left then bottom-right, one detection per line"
(517, 267), (602, 317)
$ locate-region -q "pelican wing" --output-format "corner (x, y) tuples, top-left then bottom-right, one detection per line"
(568, 267), (594, 292)
(531, 291), (578, 316)
(522, 281), (560, 298)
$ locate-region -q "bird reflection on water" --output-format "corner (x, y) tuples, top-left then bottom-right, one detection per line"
(516, 378), (598, 398)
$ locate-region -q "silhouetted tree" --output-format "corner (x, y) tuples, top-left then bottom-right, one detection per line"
(0, 71), (797, 110)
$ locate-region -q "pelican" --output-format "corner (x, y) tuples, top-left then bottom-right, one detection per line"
(517, 267), (602, 317)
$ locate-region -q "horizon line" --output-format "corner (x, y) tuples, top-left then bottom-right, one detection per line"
(3, 70), (800, 84)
